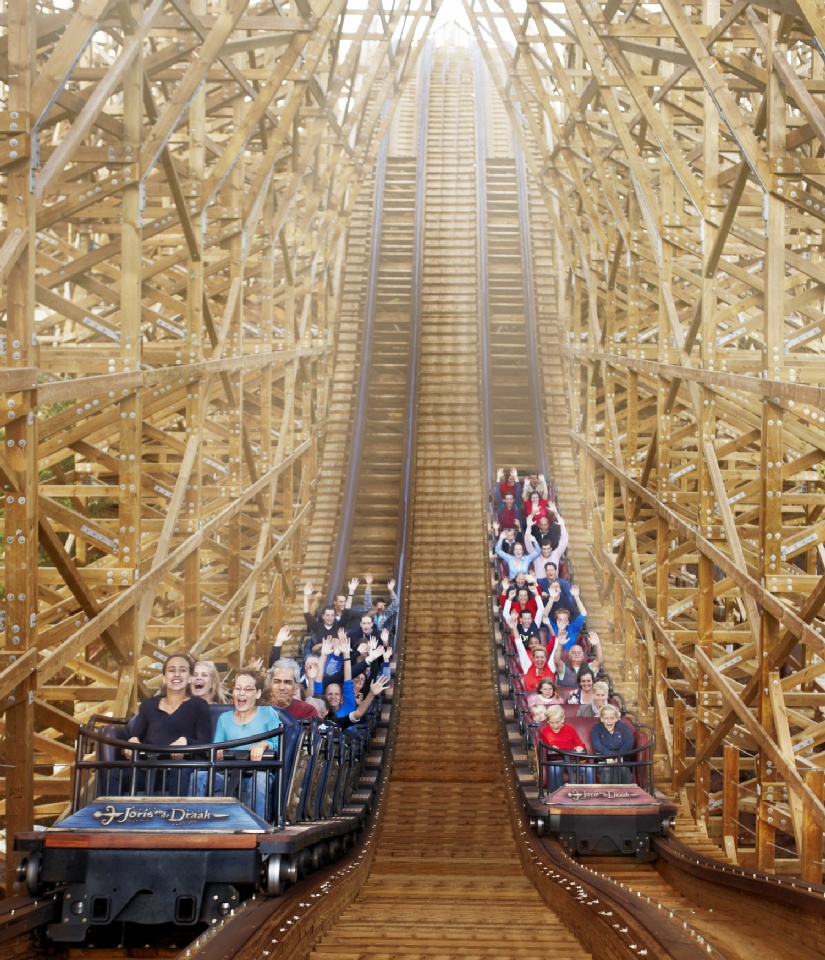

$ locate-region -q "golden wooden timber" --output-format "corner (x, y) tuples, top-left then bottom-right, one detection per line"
(465, 0), (825, 876)
(0, 0), (433, 891)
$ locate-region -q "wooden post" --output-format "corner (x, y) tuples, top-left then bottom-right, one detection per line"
(183, 0), (206, 651)
(801, 769), (824, 883)
(722, 744), (740, 863)
(756, 10), (786, 877)
(4, 0), (37, 889)
(114, 0), (144, 716)
(672, 697), (686, 794)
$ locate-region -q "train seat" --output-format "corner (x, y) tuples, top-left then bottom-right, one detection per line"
(208, 702), (234, 737)
(567, 715), (598, 754)
(96, 722), (129, 764)
(631, 723), (651, 788)
(93, 722), (130, 797)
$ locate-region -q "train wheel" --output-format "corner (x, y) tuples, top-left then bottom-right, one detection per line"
(264, 856), (284, 895)
(296, 849), (313, 879)
(24, 852), (42, 897)
(263, 855), (298, 895)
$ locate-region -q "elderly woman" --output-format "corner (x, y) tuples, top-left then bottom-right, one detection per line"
(189, 660), (228, 705)
(126, 653), (212, 794)
(306, 696), (328, 720)
(210, 668), (283, 816)
(576, 680), (610, 717)
(539, 705), (594, 791)
(591, 704), (636, 784)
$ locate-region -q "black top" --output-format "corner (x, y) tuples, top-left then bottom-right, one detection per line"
(532, 525), (561, 550)
(305, 608), (354, 641)
(517, 623), (541, 641)
(130, 695), (212, 746)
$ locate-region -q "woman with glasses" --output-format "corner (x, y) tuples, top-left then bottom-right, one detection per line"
(200, 668), (283, 817)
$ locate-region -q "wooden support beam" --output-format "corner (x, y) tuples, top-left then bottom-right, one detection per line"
(694, 648), (825, 836)
(0, 0), (427, 847)
(467, 0), (825, 871)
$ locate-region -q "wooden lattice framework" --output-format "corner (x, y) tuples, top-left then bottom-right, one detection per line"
(466, 0), (825, 877)
(0, 0), (433, 891)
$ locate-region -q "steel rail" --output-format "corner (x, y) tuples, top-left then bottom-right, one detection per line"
(473, 42), (494, 486)
(395, 39), (432, 592)
(514, 121), (548, 477)
(326, 102), (391, 602)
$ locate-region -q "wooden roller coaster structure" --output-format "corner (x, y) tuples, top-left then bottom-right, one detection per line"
(2, 0), (825, 914)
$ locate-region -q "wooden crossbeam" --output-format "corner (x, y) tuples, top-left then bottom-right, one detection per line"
(1, 0), (429, 847)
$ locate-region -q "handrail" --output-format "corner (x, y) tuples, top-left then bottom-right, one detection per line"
(538, 742), (655, 763)
(536, 735), (656, 800)
(75, 723), (286, 757)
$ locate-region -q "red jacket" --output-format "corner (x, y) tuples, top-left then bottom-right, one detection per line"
(287, 699), (318, 720)
(499, 505), (522, 529)
(499, 480), (519, 500)
(500, 594), (541, 618)
(526, 498), (550, 523)
(524, 661), (555, 691)
(540, 723), (585, 752)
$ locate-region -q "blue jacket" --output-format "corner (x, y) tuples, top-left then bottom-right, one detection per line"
(548, 614), (586, 648)
(590, 719), (635, 758)
(313, 677), (356, 719)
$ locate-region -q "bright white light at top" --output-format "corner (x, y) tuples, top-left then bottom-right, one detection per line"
(431, 0), (474, 44)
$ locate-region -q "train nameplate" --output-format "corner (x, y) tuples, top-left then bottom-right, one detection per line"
(52, 797), (271, 832)
(566, 788), (636, 802)
(551, 784), (656, 807)
(94, 804), (228, 826)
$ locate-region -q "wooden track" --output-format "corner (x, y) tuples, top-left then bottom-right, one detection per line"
(18, 39), (825, 960)
(485, 157), (539, 467)
(527, 188), (612, 669)
(585, 855), (823, 960)
(466, 0), (825, 875)
(344, 156), (418, 580)
(298, 181), (375, 603)
(307, 45), (591, 960)
(300, 88), (421, 602)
